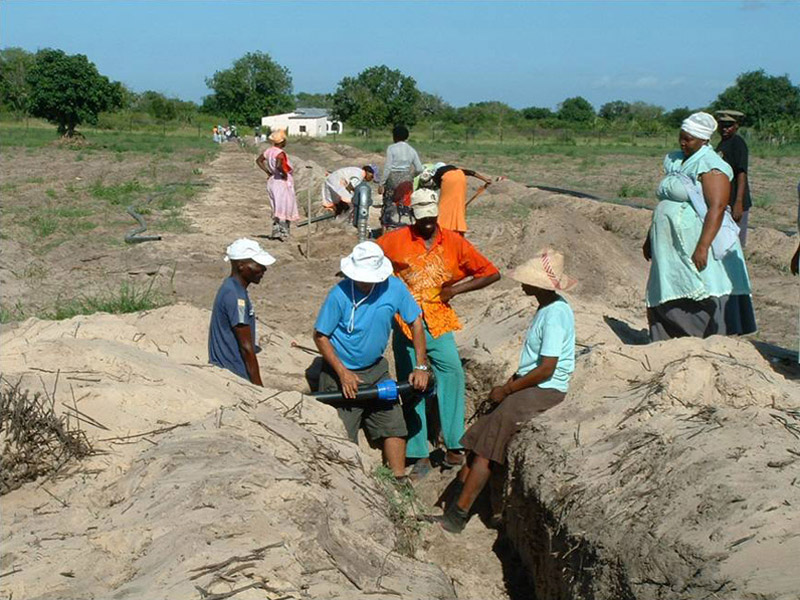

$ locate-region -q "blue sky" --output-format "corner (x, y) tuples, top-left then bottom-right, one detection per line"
(2, 1), (798, 111)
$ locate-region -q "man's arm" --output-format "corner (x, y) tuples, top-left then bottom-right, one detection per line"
(407, 316), (430, 391)
(489, 357), (558, 403)
(313, 331), (362, 399)
(233, 325), (263, 386)
(731, 170), (748, 222)
(439, 272), (500, 303)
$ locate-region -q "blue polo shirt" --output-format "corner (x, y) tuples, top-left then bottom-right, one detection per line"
(208, 277), (257, 379)
(315, 276), (421, 370)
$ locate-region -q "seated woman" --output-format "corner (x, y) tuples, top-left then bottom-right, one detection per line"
(441, 248), (576, 533)
(643, 112), (756, 341)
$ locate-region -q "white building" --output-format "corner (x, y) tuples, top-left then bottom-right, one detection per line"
(261, 108), (342, 138)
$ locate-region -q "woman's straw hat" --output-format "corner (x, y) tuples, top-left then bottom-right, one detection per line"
(509, 248), (577, 291)
(268, 129), (287, 144)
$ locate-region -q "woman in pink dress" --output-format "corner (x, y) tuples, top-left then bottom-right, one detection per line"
(255, 129), (299, 240)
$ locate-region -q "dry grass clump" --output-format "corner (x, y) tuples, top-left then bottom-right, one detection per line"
(0, 380), (93, 494)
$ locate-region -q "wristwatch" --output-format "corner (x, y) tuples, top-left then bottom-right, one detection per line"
(413, 364), (429, 371)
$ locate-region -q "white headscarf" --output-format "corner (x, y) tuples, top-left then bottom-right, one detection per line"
(681, 112), (717, 140)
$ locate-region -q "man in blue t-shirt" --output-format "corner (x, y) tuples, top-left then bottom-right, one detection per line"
(313, 241), (429, 478)
(208, 238), (276, 384)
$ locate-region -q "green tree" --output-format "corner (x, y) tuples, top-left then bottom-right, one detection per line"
(332, 65), (420, 130)
(558, 96), (595, 123)
(521, 106), (554, 120)
(295, 91), (333, 109)
(205, 51), (293, 126)
(710, 70), (800, 126)
(417, 92), (451, 120)
(0, 47), (35, 117)
(662, 106), (692, 129)
(599, 100), (631, 121)
(27, 48), (122, 136)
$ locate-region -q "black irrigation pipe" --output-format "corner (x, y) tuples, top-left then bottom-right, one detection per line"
(525, 184), (797, 236)
(124, 182), (210, 244)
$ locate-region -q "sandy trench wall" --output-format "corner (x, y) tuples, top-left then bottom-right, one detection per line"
(498, 337), (799, 600)
(450, 198), (800, 599)
(0, 305), (456, 600)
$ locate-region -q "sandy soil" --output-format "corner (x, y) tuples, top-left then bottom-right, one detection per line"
(1, 139), (798, 599)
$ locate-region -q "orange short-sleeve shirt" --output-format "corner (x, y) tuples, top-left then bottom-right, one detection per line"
(377, 226), (499, 338)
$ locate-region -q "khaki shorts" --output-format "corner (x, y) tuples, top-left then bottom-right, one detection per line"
(318, 357), (408, 443)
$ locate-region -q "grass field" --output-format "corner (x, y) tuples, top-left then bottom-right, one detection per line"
(313, 131), (800, 232)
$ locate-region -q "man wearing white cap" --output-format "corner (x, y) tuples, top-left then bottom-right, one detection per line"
(313, 241), (430, 478)
(208, 238), (276, 385)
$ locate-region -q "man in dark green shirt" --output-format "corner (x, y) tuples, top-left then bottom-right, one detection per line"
(715, 110), (751, 247)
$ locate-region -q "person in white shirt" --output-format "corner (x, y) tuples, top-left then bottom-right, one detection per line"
(322, 165), (377, 216)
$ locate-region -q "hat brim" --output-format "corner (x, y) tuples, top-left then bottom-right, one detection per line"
(510, 267), (577, 292)
(413, 205), (439, 219)
(252, 251), (276, 267)
(340, 255), (393, 283)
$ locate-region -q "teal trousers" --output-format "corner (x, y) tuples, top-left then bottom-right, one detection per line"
(392, 322), (465, 459)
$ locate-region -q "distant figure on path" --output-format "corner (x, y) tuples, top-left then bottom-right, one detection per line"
(440, 249), (576, 533)
(208, 239), (276, 385)
(379, 125), (423, 230)
(715, 110), (751, 247)
(313, 242), (429, 479)
(256, 129), (299, 241)
(322, 165), (377, 216)
(643, 112), (756, 341)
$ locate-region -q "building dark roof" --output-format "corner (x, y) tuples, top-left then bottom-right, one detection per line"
(290, 107), (329, 119)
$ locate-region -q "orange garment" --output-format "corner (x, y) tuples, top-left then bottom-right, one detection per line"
(437, 169), (468, 233)
(377, 226), (499, 339)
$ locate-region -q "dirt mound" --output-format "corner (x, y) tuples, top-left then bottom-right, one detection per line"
(502, 336), (799, 600)
(509, 204), (648, 308)
(0, 306), (455, 600)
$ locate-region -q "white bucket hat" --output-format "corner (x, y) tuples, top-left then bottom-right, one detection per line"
(509, 248), (577, 291)
(224, 238), (276, 266)
(411, 188), (439, 219)
(340, 241), (393, 283)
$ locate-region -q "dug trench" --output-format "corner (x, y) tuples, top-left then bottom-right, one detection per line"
(1, 142), (798, 600)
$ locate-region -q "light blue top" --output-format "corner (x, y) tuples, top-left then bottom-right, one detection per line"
(315, 276), (421, 370)
(381, 141), (423, 185)
(646, 144), (752, 307)
(517, 297), (575, 393)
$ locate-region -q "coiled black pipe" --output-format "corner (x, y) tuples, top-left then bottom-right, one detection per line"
(124, 182), (210, 244)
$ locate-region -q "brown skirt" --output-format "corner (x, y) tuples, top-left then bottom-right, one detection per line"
(461, 386), (566, 465)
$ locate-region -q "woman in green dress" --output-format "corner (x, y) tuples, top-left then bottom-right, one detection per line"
(643, 112), (756, 341)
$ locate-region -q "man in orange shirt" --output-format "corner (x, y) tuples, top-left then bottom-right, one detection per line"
(377, 189), (501, 479)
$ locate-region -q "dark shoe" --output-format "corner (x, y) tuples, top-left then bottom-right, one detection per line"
(408, 460), (432, 483)
(441, 450), (465, 470)
(440, 504), (469, 534)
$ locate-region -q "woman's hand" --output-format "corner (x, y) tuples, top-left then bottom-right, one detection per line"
(378, 185), (384, 195)
(642, 236), (652, 261)
(489, 384), (510, 404)
(439, 285), (456, 304)
(692, 244), (709, 271)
